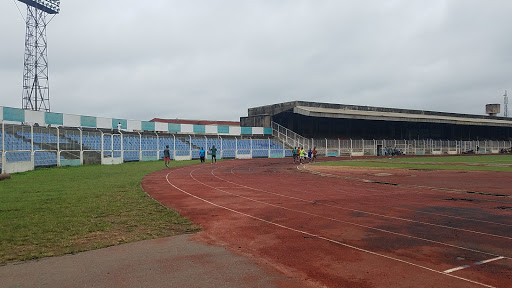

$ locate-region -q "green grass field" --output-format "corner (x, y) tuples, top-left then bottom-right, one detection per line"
(318, 155), (512, 172)
(0, 160), (201, 264)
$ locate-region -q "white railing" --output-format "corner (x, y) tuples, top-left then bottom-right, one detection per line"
(272, 122), (311, 149)
(2, 122), (512, 174)
(0, 122), (289, 174)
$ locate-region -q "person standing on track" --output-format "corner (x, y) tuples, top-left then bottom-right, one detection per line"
(210, 145), (217, 164)
(299, 147), (306, 164)
(308, 148), (312, 163)
(199, 147), (205, 163)
(292, 147), (298, 163)
(312, 147), (317, 162)
(163, 145), (171, 168)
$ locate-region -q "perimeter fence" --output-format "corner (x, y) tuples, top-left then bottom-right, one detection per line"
(2, 122), (511, 174)
(272, 122), (512, 157)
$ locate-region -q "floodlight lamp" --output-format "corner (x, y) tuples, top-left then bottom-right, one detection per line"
(17, 0), (60, 14)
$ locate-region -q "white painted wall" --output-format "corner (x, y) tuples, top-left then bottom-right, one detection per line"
(25, 110), (45, 125)
(155, 122), (167, 132)
(205, 125), (217, 134)
(63, 114), (81, 127)
(229, 126), (241, 136)
(253, 127), (264, 135)
(181, 124), (193, 133)
(97, 117), (112, 129)
(127, 120), (141, 131)
(3, 161), (34, 174)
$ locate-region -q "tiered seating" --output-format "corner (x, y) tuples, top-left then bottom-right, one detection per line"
(141, 137), (157, 150)
(237, 139), (251, 155)
(221, 139), (236, 158)
(18, 132), (68, 144)
(190, 138), (206, 159)
(252, 139), (269, 158)
(4, 134), (32, 151)
(140, 137), (158, 158)
(123, 135), (140, 150)
(158, 137), (174, 159)
(5, 152), (31, 162)
(0, 126), (289, 169)
(68, 134), (102, 150)
(175, 139), (190, 156)
(206, 138), (221, 150)
(113, 136), (122, 151)
(34, 152), (58, 167)
(103, 136), (112, 151)
(123, 135), (141, 161)
(124, 151), (139, 161)
(270, 140), (292, 156)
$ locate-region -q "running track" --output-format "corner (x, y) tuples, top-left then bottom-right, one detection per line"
(142, 158), (512, 288)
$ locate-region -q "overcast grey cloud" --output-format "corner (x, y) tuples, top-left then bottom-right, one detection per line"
(1, 0), (511, 121)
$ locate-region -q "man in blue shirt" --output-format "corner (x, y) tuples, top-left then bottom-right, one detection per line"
(199, 147), (205, 163)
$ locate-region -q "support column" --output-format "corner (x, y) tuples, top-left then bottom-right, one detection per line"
(56, 127), (60, 166)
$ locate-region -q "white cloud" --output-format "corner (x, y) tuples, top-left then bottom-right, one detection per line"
(1, 0), (511, 121)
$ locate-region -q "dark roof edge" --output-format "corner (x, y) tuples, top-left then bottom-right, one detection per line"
(249, 100), (511, 121)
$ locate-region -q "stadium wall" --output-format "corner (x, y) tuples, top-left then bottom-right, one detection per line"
(242, 101), (512, 140)
(0, 106), (273, 136)
(0, 122), (288, 174)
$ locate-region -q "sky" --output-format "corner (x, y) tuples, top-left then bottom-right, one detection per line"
(1, 0), (511, 121)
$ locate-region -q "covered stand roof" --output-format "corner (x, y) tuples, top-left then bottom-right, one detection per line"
(246, 101), (512, 128)
(293, 106), (512, 127)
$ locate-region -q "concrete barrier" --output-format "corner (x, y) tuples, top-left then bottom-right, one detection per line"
(236, 154), (252, 159)
(175, 155), (192, 161)
(101, 157), (123, 165)
(3, 161), (34, 174)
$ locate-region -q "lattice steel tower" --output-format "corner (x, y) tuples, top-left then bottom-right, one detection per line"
(18, 0), (60, 112)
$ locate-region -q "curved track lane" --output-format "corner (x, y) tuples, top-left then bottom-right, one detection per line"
(142, 159), (512, 288)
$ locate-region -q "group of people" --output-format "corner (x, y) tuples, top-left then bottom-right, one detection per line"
(162, 145), (218, 168)
(164, 145), (320, 167)
(383, 147), (403, 156)
(199, 146), (217, 164)
(292, 147), (317, 164)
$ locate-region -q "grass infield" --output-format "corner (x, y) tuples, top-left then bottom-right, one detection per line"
(318, 155), (512, 172)
(0, 160), (201, 264)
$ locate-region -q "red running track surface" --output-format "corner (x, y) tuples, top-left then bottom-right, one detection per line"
(142, 158), (512, 288)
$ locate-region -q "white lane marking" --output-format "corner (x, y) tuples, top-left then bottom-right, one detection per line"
(475, 256), (505, 265)
(332, 184), (512, 228)
(206, 167), (509, 260)
(444, 265), (471, 274)
(443, 256), (506, 274)
(164, 167), (496, 288)
(303, 165), (512, 204)
(213, 166), (512, 241)
(231, 166), (512, 228)
(302, 166), (512, 239)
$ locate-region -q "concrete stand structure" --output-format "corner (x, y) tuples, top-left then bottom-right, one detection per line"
(241, 101), (512, 140)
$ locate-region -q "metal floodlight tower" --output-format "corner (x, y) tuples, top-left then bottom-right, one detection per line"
(18, 0), (60, 112)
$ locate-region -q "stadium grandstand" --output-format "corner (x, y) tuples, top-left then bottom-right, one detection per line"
(2, 100), (512, 175)
(241, 101), (512, 140)
(0, 106), (287, 174)
(240, 101), (512, 157)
